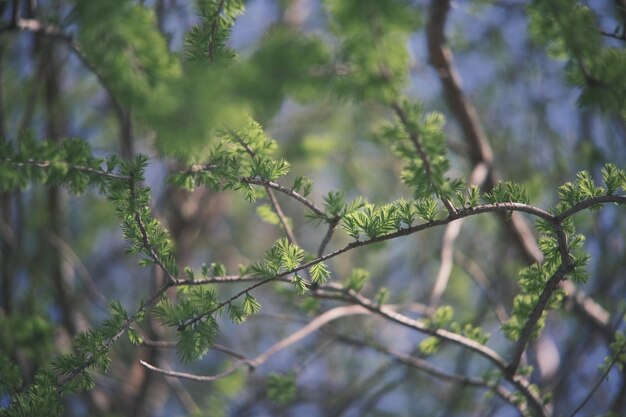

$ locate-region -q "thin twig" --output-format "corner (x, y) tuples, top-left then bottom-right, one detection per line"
(141, 338), (248, 361)
(335, 334), (527, 416)
(556, 195), (626, 221)
(228, 133), (300, 243)
(140, 360), (239, 382)
(129, 178), (178, 285)
(568, 340), (626, 417)
(599, 29), (626, 41)
(317, 288), (547, 416)
(390, 100), (456, 215)
(177, 197), (626, 331)
(429, 219), (463, 309)
(239, 176), (325, 217)
(507, 263), (573, 374)
(1, 158), (131, 181)
(57, 282), (173, 390)
(317, 217), (339, 257)
(266, 183), (297, 244)
(143, 305), (370, 381)
(454, 251), (509, 324)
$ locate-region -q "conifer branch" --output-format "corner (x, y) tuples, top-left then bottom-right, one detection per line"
(174, 199), (604, 331)
(317, 288), (547, 416)
(57, 282), (173, 390)
(390, 100), (457, 215)
(426, 0), (615, 345)
(556, 194), (626, 220)
(128, 177), (178, 284)
(240, 176), (325, 217)
(1, 158), (131, 181)
(230, 133), (297, 242)
(507, 263), (572, 374)
(145, 305), (370, 381)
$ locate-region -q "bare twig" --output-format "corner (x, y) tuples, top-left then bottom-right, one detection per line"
(239, 176), (325, 217)
(143, 305), (371, 381)
(317, 288), (547, 416)
(317, 217), (340, 257)
(266, 182), (297, 244)
(568, 339), (626, 417)
(429, 219), (462, 309)
(454, 251), (509, 324)
(139, 360), (239, 382)
(335, 334), (527, 416)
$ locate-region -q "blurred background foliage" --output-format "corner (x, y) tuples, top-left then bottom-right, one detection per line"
(0, 0), (625, 416)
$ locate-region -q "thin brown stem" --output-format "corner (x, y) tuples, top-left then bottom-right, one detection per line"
(391, 100), (456, 215)
(240, 176), (325, 217)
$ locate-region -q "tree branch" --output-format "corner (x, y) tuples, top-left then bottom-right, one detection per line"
(1, 158), (132, 181)
(391, 100), (456, 215)
(335, 334), (528, 416)
(128, 178), (178, 285)
(425, 0), (614, 346)
(239, 176), (325, 217)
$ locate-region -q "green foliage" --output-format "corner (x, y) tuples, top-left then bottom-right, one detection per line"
(185, 0), (244, 64)
(455, 184), (481, 209)
(72, 0), (181, 113)
(309, 262), (331, 284)
(415, 197), (440, 222)
(325, 0), (420, 101)
(599, 331), (626, 373)
(341, 203), (400, 240)
(381, 102), (453, 200)
(1, 370), (63, 417)
(0, 137), (115, 193)
(153, 287), (220, 362)
(256, 204), (281, 225)
(375, 287), (389, 306)
(242, 292), (262, 316)
(418, 336), (440, 356)
(601, 163), (625, 195)
(248, 238), (305, 280)
(556, 169), (616, 213)
(169, 117), (290, 197)
(107, 155), (178, 275)
(450, 322), (490, 345)
(305, 191), (366, 225)
(291, 274), (309, 295)
(344, 268), (370, 291)
(0, 353), (22, 393)
(485, 181), (530, 205)
(429, 305), (454, 328)
(528, 0), (626, 117)
(0, 311), (54, 362)
(237, 27), (332, 118)
(528, 0), (600, 60)
(267, 373), (297, 404)
(291, 176), (314, 198)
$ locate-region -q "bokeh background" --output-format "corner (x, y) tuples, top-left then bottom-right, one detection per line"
(1, 0), (625, 416)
